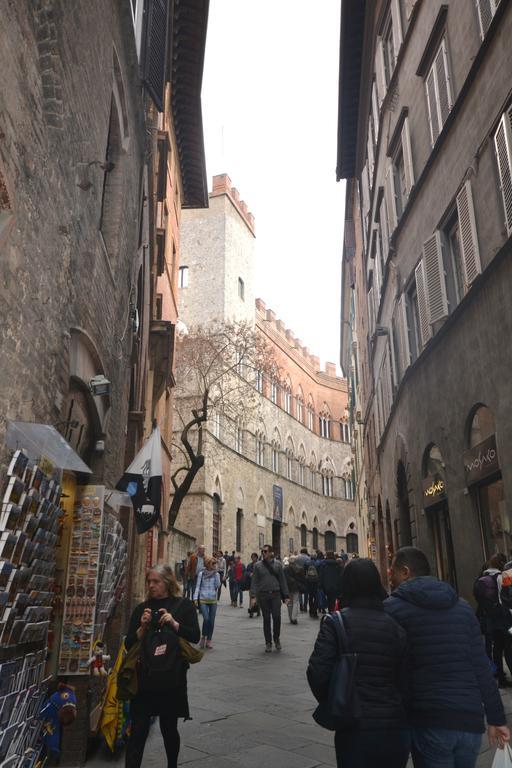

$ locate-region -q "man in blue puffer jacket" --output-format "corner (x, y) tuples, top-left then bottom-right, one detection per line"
(385, 546), (510, 767)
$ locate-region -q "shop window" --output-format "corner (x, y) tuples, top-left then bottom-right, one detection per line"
(178, 265), (189, 288)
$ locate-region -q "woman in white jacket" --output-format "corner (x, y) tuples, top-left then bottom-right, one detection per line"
(194, 556), (221, 649)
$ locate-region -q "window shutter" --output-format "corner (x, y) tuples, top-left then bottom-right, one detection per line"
(391, 0), (403, 60)
(476, 0), (494, 38)
(361, 160), (370, 222)
(143, 0), (170, 113)
(385, 162), (398, 233)
(380, 197), (389, 262)
(397, 294), (411, 374)
(367, 130), (375, 182)
(156, 134), (168, 201)
(367, 286), (375, 337)
(435, 40), (452, 128)
(456, 180), (482, 287)
(401, 117), (414, 199)
(414, 259), (432, 347)
(375, 40), (387, 107)
(423, 232), (449, 324)
(374, 226), (383, 299)
(372, 82), (380, 144)
(426, 68), (440, 146)
(494, 108), (512, 236)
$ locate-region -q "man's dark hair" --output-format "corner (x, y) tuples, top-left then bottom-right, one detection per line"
(300, 548), (308, 554)
(341, 558), (387, 605)
(394, 546), (431, 577)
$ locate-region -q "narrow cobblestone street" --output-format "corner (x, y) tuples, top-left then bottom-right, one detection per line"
(87, 589), (512, 768)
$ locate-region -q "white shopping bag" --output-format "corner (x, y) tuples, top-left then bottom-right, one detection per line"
(492, 744), (512, 768)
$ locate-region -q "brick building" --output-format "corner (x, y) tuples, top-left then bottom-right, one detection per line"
(173, 175), (357, 559)
(339, 0), (512, 598)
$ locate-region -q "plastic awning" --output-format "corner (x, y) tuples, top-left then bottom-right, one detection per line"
(5, 420), (92, 474)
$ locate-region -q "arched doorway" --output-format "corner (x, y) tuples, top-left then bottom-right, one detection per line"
(464, 404), (507, 558)
(397, 461), (413, 546)
(422, 444), (457, 588)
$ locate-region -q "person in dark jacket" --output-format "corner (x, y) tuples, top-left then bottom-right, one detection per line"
(250, 545), (289, 652)
(318, 551), (343, 612)
(284, 556), (305, 624)
(124, 564), (200, 768)
(307, 558), (410, 768)
(474, 552), (512, 686)
(386, 546), (510, 767)
(246, 553), (261, 617)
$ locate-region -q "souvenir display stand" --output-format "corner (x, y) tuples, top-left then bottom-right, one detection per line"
(0, 450), (62, 766)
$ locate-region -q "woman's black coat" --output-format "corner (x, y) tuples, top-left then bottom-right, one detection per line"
(126, 595), (200, 718)
(307, 599), (408, 731)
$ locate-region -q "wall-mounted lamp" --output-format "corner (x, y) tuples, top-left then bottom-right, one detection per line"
(90, 375), (111, 397)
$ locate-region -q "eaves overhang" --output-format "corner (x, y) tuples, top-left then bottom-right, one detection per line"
(336, 0), (367, 181)
(170, 0), (210, 209)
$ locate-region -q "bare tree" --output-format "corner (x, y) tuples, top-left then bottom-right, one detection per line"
(168, 320), (280, 528)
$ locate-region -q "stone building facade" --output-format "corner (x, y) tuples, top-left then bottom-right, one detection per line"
(173, 175), (357, 560)
(338, 0), (512, 598)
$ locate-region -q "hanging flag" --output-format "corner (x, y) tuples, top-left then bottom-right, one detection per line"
(115, 427), (162, 533)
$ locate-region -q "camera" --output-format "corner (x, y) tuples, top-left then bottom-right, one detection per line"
(151, 610), (162, 629)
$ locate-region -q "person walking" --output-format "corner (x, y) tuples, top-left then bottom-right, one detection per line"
(305, 557), (320, 618)
(250, 545), (289, 652)
(227, 554), (245, 607)
(186, 544), (206, 600)
(319, 551), (343, 612)
(245, 553), (261, 618)
(124, 564), (200, 768)
(307, 558), (410, 767)
(386, 546), (510, 767)
(183, 551), (194, 600)
(284, 555), (304, 624)
(296, 547), (310, 612)
(194, 556), (221, 649)
(474, 552), (512, 686)
(216, 551), (227, 601)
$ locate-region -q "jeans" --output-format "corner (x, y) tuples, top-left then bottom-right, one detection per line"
(229, 581), (243, 605)
(126, 703), (179, 768)
(411, 728), (482, 768)
(307, 584), (318, 616)
(199, 602), (217, 640)
(258, 592), (282, 643)
(335, 728), (410, 768)
(287, 592), (300, 622)
(184, 578), (194, 600)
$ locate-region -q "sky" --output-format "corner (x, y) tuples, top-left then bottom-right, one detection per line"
(201, 0), (346, 372)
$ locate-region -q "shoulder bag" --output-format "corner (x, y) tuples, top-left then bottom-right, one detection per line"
(312, 610), (361, 731)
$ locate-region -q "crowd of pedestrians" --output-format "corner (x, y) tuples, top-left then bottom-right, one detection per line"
(125, 544), (512, 768)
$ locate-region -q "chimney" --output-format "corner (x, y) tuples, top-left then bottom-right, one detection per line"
(211, 174), (232, 195)
(325, 362), (337, 377)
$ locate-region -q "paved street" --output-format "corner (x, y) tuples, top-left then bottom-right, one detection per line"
(88, 590), (512, 768)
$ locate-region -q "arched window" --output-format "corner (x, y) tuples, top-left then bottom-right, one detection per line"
(235, 419), (244, 453)
(272, 442), (280, 473)
(325, 530), (336, 551)
(341, 419), (350, 442)
(307, 395), (315, 431)
(255, 431), (265, 466)
(271, 379), (278, 404)
(300, 524), (308, 548)
(319, 404), (331, 438)
(467, 404), (495, 448)
(296, 386), (304, 423)
(298, 450), (306, 486)
(312, 527), (319, 550)
(284, 378), (292, 414)
(346, 531), (358, 553)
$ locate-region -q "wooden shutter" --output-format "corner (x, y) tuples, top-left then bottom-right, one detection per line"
(435, 39), (452, 129)
(476, 0), (494, 38)
(143, 0), (170, 113)
(385, 162), (398, 233)
(380, 197), (389, 262)
(456, 180), (482, 287)
(414, 259), (431, 347)
(375, 40), (387, 107)
(401, 117), (414, 199)
(425, 67), (440, 146)
(156, 134), (168, 201)
(423, 232), (449, 324)
(372, 82), (380, 144)
(494, 108), (512, 235)
(391, 0), (403, 60)
(367, 286), (375, 337)
(361, 161), (370, 223)
(396, 294), (411, 374)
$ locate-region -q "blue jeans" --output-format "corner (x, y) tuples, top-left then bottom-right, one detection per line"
(335, 728), (410, 768)
(230, 581), (243, 605)
(199, 603), (217, 640)
(412, 728), (482, 768)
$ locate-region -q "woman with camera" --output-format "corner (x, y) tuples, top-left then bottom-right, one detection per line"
(124, 564), (200, 768)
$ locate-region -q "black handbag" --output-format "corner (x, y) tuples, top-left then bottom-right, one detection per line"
(312, 611), (361, 731)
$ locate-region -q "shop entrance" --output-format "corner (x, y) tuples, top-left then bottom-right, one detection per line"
(429, 503), (457, 588)
(477, 478), (509, 559)
(272, 521), (281, 556)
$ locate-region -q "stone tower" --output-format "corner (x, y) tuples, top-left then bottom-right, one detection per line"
(178, 174), (256, 328)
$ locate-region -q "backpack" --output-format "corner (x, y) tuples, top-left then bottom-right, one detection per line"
(139, 601), (184, 692)
(306, 563), (319, 583)
(473, 572), (499, 615)
(501, 568), (512, 609)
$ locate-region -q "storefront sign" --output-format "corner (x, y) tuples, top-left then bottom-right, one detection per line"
(423, 474), (447, 509)
(464, 434), (500, 486)
(272, 484), (283, 522)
